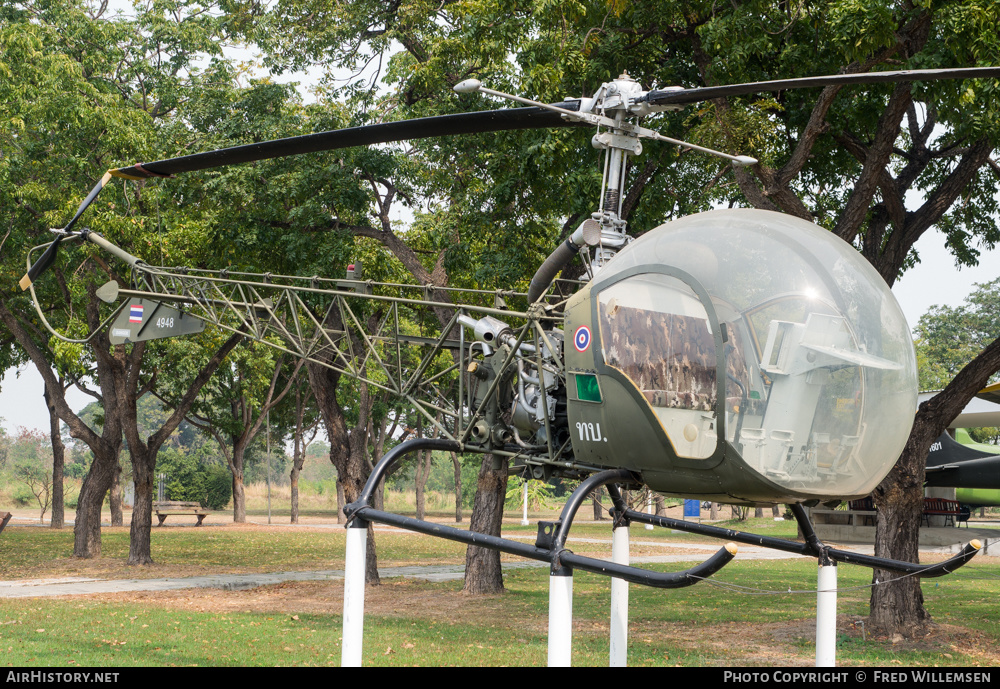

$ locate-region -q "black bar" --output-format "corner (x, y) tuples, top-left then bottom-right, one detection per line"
(623, 509), (814, 557)
(633, 503), (982, 577)
(645, 67), (1000, 106)
(825, 541), (981, 577)
(352, 438), (463, 512)
(347, 449), (744, 589)
(116, 105), (584, 179)
(352, 506), (551, 562)
(560, 544), (736, 589)
(552, 469), (636, 552)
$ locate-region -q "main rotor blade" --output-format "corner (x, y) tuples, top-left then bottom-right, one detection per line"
(643, 66), (1000, 106)
(112, 104), (582, 180)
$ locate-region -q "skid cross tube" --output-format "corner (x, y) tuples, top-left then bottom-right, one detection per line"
(344, 440), (738, 588)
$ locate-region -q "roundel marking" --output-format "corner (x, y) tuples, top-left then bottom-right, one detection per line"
(573, 325), (592, 353)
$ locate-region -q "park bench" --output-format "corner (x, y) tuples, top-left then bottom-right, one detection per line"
(810, 498), (877, 527)
(0, 511), (11, 536)
(846, 497), (878, 526)
(922, 497), (965, 527)
(153, 501), (210, 526)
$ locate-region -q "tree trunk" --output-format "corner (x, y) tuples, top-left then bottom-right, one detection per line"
(109, 463), (124, 527)
(45, 384), (65, 529)
(307, 360), (379, 583)
(869, 485), (928, 637)
(414, 447), (431, 521)
(231, 450), (247, 523)
(869, 337), (1000, 636)
(290, 463), (301, 524)
(463, 454), (508, 595)
(121, 333), (243, 566)
(452, 451), (462, 523)
(754, 506), (763, 518)
(869, 417), (937, 636)
(127, 446), (155, 566)
(710, 502), (718, 520)
(232, 471), (246, 522)
(72, 446), (119, 557)
(592, 487), (605, 520)
(654, 494), (665, 517)
(336, 477), (346, 524)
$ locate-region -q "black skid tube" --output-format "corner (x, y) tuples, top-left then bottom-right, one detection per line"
(343, 441), (738, 588)
(611, 494), (981, 577)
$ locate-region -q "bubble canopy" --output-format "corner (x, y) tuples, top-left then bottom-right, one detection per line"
(586, 209), (917, 499)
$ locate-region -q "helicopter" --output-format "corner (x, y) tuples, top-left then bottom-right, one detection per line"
(19, 66), (995, 604)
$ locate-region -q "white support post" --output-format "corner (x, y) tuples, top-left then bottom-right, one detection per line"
(341, 520), (368, 667)
(610, 522), (630, 667)
(522, 482), (529, 526)
(815, 562), (838, 667)
(548, 568), (574, 667)
(645, 492), (654, 530)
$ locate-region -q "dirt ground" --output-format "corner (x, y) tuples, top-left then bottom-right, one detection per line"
(7, 508), (999, 666)
(71, 577), (1000, 666)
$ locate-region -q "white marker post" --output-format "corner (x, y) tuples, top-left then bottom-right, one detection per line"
(548, 566), (574, 667)
(815, 562), (838, 667)
(341, 519), (368, 667)
(610, 520), (630, 667)
(522, 482), (529, 526)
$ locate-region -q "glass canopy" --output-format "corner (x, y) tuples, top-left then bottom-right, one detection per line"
(594, 209), (917, 498)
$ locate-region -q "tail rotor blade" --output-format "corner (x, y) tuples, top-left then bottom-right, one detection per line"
(19, 171), (113, 289)
(19, 234), (64, 291)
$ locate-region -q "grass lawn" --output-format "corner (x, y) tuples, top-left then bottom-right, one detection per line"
(2, 511), (999, 666)
(2, 558), (999, 666)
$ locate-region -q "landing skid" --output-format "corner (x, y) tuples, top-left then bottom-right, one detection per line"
(340, 437), (982, 666)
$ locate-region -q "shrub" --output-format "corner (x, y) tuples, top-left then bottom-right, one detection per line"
(202, 465), (232, 510)
(13, 484), (34, 507)
(158, 449), (232, 509)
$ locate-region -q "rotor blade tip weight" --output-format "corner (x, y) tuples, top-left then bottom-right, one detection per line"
(454, 79), (483, 94)
(96, 280), (120, 304)
(725, 542), (739, 555)
(733, 156), (758, 167)
(18, 274), (32, 291)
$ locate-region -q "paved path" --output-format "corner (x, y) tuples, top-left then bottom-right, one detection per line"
(4, 518), (985, 600)
(0, 532), (841, 599)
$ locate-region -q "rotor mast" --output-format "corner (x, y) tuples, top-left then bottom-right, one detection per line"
(454, 73), (757, 274)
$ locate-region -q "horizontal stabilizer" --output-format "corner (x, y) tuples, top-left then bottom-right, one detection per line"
(109, 298), (205, 345)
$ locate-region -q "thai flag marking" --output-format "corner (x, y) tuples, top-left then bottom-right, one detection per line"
(129, 305), (144, 323)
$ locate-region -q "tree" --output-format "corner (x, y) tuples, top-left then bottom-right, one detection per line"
(43, 381), (69, 528)
(183, 345), (303, 522)
(14, 461), (52, 523)
(11, 427), (53, 522)
(0, 0), (240, 562)
(249, 1), (1000, 615)
(287, 372), (321, 524)
(13, 0), (998, 627)
(915, 279), (1000, 391)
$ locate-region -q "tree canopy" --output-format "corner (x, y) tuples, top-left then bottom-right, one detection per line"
(4, 0), (1000, 633)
